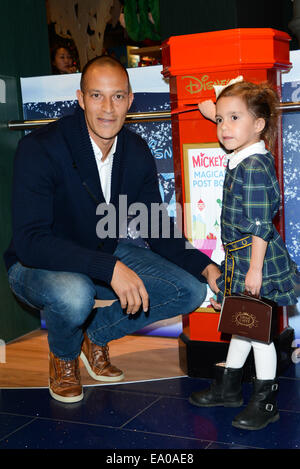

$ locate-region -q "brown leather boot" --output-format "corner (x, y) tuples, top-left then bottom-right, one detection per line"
(49, 351), (83, 403)
(80, 333), (124, 382)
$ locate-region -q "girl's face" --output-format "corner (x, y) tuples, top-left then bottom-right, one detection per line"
(215, 95), (265, 153)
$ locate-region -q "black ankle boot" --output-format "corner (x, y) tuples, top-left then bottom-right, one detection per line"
(189, 365), (244, 408)
(232, 379), (280, 430)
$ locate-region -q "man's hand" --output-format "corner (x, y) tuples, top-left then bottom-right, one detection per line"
(209, 296), (221, 311)
(201, 263), (222, 310)
(110, 260), (149, 315)
(201, 263), (221, 292)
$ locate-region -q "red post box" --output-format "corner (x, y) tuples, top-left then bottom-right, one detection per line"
(162, 29), (294, 378)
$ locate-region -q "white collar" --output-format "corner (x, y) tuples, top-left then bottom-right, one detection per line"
(228, 140), (268, 169)
(90, 136), (117, 164)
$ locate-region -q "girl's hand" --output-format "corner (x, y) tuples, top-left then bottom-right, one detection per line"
(244, 267), (262, 297)
(245, 235), (267, 297)
(198, 100), (216, 122)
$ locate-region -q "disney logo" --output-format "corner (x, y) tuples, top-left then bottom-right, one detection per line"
(182, 75), (230, 94)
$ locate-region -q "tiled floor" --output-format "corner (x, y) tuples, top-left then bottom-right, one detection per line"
(0, 369), (300, 450)
(0, 311), (299, 450)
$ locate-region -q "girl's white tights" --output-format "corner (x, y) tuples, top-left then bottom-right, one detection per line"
(225, 335), (277, 380)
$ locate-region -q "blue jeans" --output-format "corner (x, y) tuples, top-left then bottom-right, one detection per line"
(7, 242), (207, 360)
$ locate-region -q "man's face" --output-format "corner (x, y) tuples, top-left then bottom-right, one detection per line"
(76, 64), (133, 151)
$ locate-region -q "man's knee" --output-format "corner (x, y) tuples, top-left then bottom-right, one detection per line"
(43, 272), (96, 323)
(180, 276), (207, 312)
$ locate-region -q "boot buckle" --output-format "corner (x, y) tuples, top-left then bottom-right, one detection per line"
(265, 403), (274, 412)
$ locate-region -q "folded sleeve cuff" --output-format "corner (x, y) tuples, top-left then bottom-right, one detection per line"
(237, 217), (274, 241)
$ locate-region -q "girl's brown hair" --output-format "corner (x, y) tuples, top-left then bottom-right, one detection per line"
(217, 81), (280, 152)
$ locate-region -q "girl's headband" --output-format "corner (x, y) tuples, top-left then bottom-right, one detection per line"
(213, 75), (243, 99)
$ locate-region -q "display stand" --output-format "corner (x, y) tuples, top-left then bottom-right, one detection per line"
(162, 28), (294, 379)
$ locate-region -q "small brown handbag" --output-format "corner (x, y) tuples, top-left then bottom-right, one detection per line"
(218, 293), (276, 344)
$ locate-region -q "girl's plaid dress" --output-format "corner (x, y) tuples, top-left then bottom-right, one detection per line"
(216, 148), (298, 306)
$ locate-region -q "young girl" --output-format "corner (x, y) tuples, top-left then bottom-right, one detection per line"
(189, 80), (298, 431)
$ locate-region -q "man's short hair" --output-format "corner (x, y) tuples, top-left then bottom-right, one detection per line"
(80, 55), (131, 93)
